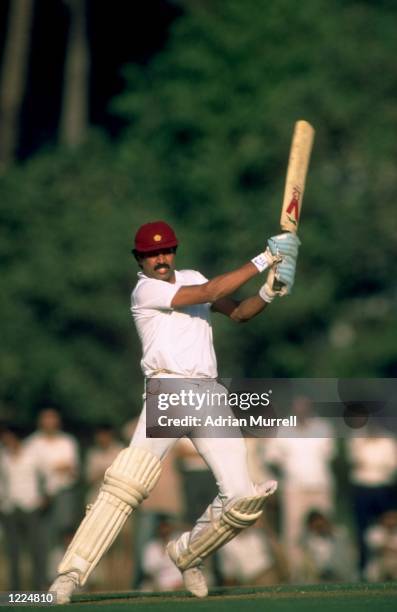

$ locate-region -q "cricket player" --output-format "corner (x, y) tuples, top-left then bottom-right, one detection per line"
(50, 220), (299, 602)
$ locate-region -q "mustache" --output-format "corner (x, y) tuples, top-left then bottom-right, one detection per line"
(154, 263), (170, 271)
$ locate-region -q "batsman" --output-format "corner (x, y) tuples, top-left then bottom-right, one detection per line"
(50, 218), (300, 602)
(50, 116), (314, 605)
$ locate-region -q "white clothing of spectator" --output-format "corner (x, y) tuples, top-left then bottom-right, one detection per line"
(25, 409), (80, 576)
(262, 397), (336, 580)
(347, 435), (397, 487)
(0, 435), (44, 514)
(218, 527), (274, 585)
(365, 510), (397, 582)
(0, 426), (47, 589)
(299, 510), (357, 583)
(346, 428), (397, 573)
(26, 411), (79, 497)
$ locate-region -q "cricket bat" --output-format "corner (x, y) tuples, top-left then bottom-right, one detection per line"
(273, 120), (315, 290)
(280, 119), (315, 232)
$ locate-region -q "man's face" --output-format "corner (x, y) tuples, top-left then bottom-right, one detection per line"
(138, 248), (176, 282)
(38, 408), (61, 433)
(95, 429), (114, 449)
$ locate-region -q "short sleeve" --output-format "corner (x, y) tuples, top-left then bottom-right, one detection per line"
(132, 279), (180, 311)
(191, 271), (208, 284)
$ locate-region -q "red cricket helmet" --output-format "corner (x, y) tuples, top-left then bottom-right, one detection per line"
(133, 221), (178, 254)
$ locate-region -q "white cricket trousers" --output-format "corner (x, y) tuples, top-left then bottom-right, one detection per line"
(130, 379), (256, 536)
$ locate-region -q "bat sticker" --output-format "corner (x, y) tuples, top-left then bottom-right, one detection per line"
(286, 186), (301, 224)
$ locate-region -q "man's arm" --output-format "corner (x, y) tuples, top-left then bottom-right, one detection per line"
(170, 235), (298, 310)
(211, 295), (269, 322)
(171, 262), (260, 308)
(211, 264), (282, 322)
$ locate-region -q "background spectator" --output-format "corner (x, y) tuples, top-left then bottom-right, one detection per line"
(26, 408), (80, 578)
(299, 510), (357, 584)
(0, 425), (47, 589)
(85, 423), (124, 503)
(218, 520), (279, 586)
(142, 514), (184, 591)
(346, 426), (397, 575)
(263, 397), (336, 581)
(364, 509), (397, 582)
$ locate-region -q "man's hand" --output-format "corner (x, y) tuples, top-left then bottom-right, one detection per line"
(267, 233), (300, 294)
(258, 266), (279, 303)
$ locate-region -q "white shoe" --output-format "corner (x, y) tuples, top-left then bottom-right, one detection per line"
(49, 571), (80, 605)
(167, 541), (208, 598)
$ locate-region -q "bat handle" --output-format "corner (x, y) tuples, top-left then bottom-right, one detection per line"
(271, 229), (291, 292)
(272, 278), (285, 292)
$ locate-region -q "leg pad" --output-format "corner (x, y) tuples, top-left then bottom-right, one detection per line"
(58, 446), (161, 584)
(174, 481), (277, 570)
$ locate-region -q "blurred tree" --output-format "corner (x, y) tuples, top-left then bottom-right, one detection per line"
(0, 136), (173, 426)
(59, 0), (89, 147)
(0, 0), (34, 169)
(113, 0), (397, 377)
(1, 0), (397, 429)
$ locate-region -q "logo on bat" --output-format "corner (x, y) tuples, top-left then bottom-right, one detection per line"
(286, 186), (301, 226)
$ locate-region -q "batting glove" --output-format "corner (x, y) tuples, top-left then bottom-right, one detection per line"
(267, 232), (301, 259)
(251, 247), (282, 273)
(267, 232), (301, 295)
(259, 267), (279, 303)
(274, 256), (298, 295)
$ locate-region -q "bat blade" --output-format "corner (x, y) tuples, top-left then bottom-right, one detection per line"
(272, 120), (315, 292)
(280, 120), (315, 233)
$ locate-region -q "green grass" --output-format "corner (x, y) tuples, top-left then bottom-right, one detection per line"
(2, 583), (396, 611)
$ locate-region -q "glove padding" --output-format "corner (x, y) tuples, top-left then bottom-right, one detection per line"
(267, 232), (300, 258)
(267, 232), (301, 295)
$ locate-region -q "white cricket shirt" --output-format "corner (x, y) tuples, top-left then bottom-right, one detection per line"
(0, 445), (43, 512)
(26, 432), (79, 495)
(131, 269), (217, 378)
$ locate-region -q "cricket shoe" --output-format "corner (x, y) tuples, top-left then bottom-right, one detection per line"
(167, 540), (208, 598)
(49, 571), (80, 604)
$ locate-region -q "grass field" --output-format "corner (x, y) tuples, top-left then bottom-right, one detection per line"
(3, 583), (396, 611)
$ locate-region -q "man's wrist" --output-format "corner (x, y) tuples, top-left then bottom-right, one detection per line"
(259, 284), (274, 303)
